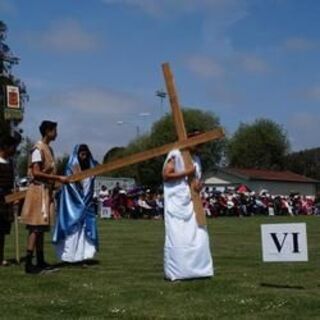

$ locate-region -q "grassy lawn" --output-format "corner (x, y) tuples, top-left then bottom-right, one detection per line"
(1, 216), (320, 319)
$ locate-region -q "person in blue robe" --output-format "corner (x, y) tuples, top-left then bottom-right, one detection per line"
(53, 144), (99, 262)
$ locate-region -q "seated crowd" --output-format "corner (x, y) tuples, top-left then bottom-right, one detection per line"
(201, 187), (320, 217)
(97, 183), (320, 219)
(97, 183), (164, 220)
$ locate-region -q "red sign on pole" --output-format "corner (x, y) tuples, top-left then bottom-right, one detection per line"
(3, 85), (23, 120)
(6, 85), (20, 109)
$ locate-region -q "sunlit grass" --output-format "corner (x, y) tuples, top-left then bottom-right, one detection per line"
(0, 216), (320, 319)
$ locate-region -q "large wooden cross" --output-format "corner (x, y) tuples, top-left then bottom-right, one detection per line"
(162, 63), (208, 225)
(6, 63), (224, 225)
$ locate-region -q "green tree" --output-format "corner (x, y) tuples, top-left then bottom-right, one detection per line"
(103, 108), (225, 186)
(15, 137), (34, 178)
(285, 148), (320, 180)
(227, 118), (290, 169)
(103, 146), (126, 163)
(56, 154), (70, 175)
(0, 20), (28, 137)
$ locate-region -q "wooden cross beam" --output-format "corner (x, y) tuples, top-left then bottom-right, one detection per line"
(5, 128), (223, 203)
(162, 63), (208, 225)
(5, 63), (225, 224)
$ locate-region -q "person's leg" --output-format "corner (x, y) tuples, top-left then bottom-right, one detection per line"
(25, 229), (37, 273)
(36, 232), (49, 268)
(0, 233), (5, 265)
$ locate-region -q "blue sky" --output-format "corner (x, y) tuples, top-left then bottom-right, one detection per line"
(1, 0), (320, 160)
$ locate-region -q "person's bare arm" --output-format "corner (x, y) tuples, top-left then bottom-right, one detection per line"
(193, 179), (203, 192)
(32, 163), (69, 184)
(162, 158), (195, 182)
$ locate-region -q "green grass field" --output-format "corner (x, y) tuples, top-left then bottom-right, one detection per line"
(1, 216), (320, 319)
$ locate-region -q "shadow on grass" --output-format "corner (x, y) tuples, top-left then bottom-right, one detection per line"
(51, 259), (100, 269)
(164, 276), (213, 283)
(260, 282), (304, 290)
(4, 257), (100, 271)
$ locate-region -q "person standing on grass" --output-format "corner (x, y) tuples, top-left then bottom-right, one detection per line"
(99, 185), (111, 219)
(162, 130), (214, 281)
(53, 144), (99, 263)
(0, 135), (18, 266)
(21, 121), (69, 274)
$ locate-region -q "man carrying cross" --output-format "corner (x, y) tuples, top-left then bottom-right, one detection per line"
(162, 130), (214, 281)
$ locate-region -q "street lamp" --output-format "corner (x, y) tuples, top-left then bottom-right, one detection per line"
(139, 112), (151, 117)
(117, 112), (151, 138)
(117, 120), (140, 138)
(156, 89), (167, 116)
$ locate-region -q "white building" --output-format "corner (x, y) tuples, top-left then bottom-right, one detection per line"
(94, 176), (135, 195)
(204, 168), (319, 196)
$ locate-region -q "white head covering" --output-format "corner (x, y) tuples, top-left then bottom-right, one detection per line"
(163, 149), (193, 220)
(163, 149), (186, 174)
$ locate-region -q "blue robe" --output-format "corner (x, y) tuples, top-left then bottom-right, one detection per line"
(53, 145), (99, 262)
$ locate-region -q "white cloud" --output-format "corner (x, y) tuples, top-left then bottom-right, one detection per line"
(238, 54), (271, 74)
(170, 1), (269, 78)
(23, 77), (49, 90)
(288, 112), (320, 150)
(102, 0), (252, 81)
(23, 87), (152, 160)
(45, 87), (145, 115)
(302, 84), (320, 101)
(25, 18), (101, 53)
(185, 55), (225, 78)
(102, 0), (161, 15)
(185, 52), (270, 80)
(101, 0), (247, 17)
(0, 0), (16, 14)
(207, 83), (245, 108)
(283, 37), (318, 52)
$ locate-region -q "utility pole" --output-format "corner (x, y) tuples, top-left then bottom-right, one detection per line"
(155, 89), (167, 117)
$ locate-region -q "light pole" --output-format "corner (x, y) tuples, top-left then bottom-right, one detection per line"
(156, 89), (167, 116)
(117, 112), (151, 138)
(117, 120), (140, 138)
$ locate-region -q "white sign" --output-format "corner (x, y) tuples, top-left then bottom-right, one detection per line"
(261, 223), (308, 262)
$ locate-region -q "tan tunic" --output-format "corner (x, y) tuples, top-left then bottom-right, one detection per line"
(20, 141), (57, 226)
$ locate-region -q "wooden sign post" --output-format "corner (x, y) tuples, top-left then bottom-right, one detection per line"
(5, 129), (223, 203)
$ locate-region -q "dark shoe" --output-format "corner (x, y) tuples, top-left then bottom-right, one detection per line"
(25, 263), (42, 274)
(38, 262), (59, 272)
(37, 261), (51, 268)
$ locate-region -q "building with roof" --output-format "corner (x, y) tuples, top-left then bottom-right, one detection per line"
(94, 176), (135, 195)
(204, 168), (319, 196)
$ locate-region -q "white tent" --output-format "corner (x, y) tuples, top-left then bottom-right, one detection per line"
(204, 176), (231, 186)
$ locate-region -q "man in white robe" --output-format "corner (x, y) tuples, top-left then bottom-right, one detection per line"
(162, 146), (214, 281)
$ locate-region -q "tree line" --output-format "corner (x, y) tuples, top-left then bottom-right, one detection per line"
(101, 109), (319, 186)
(14, 109), (319, 185)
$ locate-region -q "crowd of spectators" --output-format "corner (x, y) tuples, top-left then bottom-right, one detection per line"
(97, 183), (164, 220)
(96, 183), (320, 219)
(201, 186), (320, 217)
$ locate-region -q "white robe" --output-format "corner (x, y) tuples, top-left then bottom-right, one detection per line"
(163, 149), (214, 281)
(55, 178), (96, 262)
(56, 223), (96, 262)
